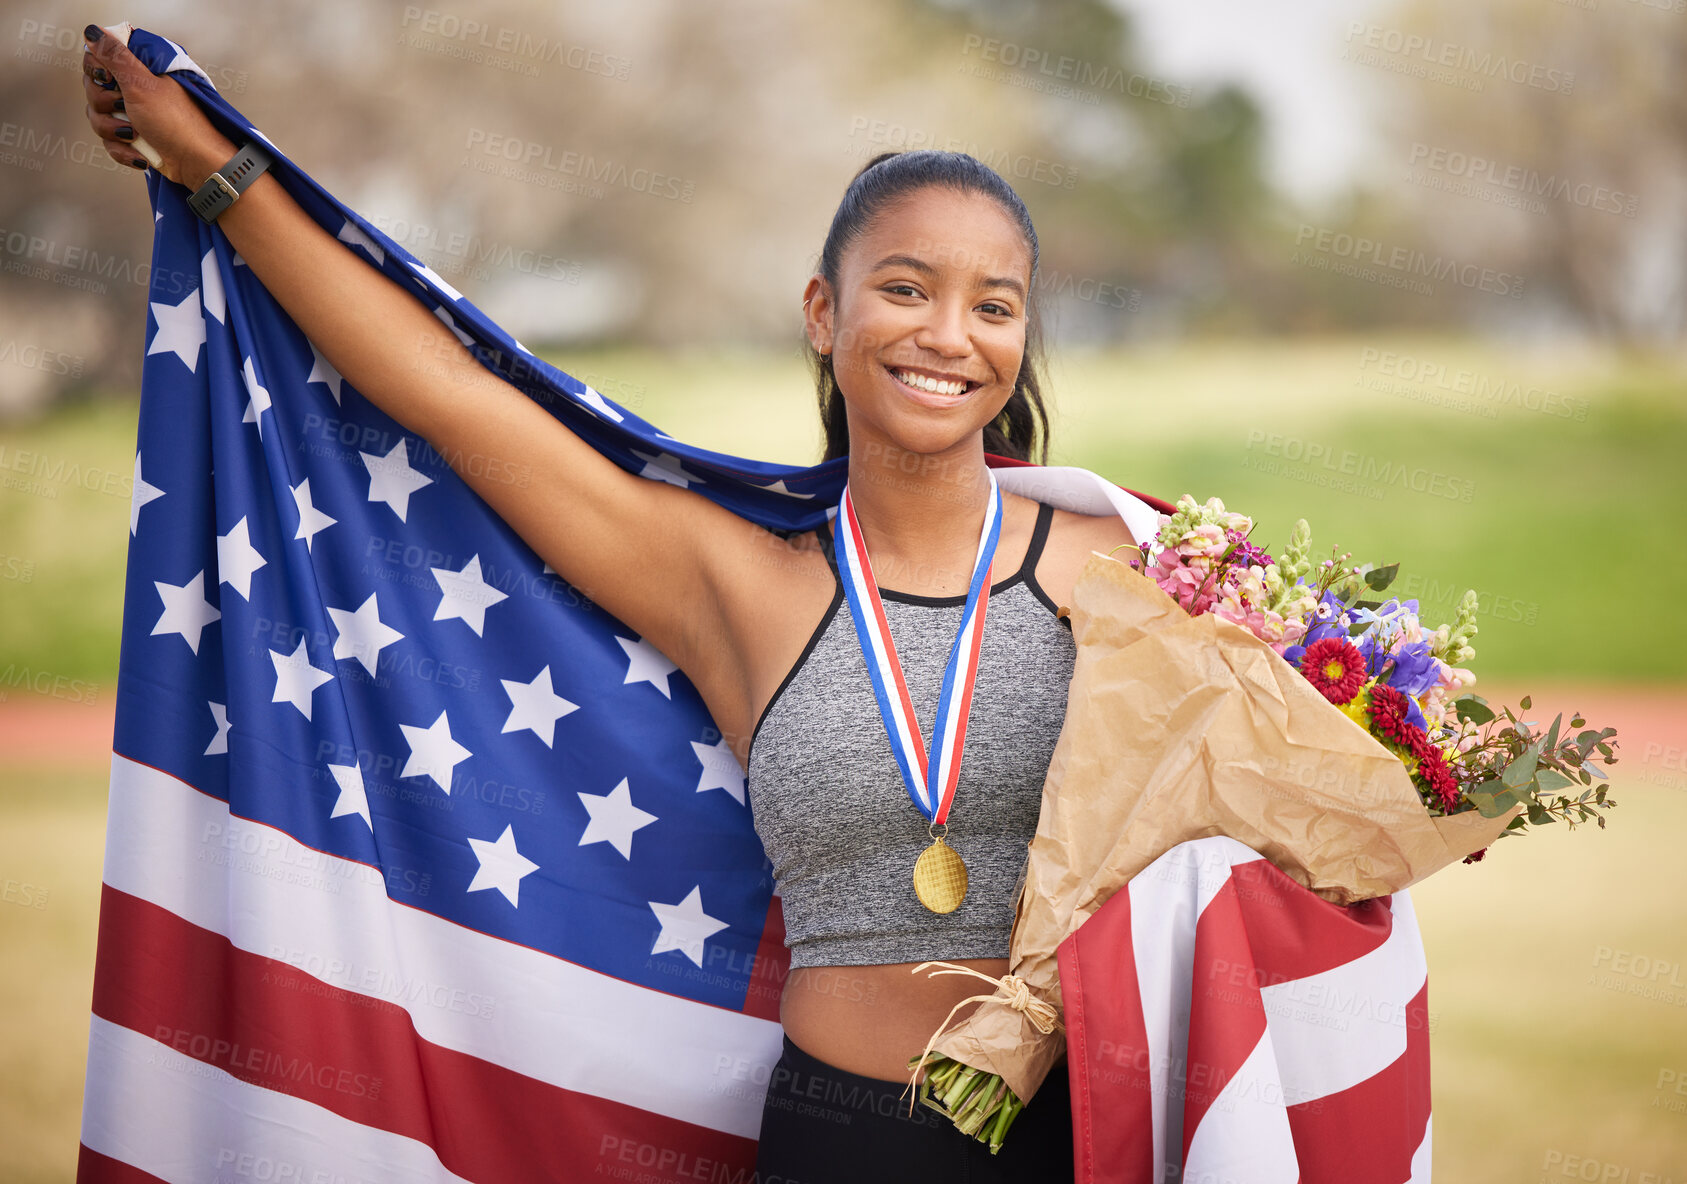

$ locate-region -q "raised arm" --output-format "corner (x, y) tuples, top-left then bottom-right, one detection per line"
(77, 25), (776, 708)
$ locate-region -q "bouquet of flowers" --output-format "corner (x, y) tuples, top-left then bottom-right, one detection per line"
(903, 494), (1621, 1155)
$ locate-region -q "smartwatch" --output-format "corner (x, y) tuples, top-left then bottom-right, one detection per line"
(188, 140), (274, 224)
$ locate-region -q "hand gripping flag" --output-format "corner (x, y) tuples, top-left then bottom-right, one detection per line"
(79, 24), (1430, 1183)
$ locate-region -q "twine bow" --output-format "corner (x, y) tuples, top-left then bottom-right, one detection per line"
(900, 961), (1063, 1111)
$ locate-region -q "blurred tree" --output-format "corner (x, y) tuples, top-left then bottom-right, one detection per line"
(1376, 0), (1687, 342)
(1, 0), (1284, 414)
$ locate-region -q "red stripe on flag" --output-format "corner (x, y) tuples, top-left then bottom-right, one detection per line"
(1285, 976), (1433, 1183)
(91, 885), (758, 1184)
(1225, 858), (1396, 983)
(1058, 882), (1156, 1184)
(76, 1145), (170, 1184)
(743, 891), (789, 1022)
(1180, 873), (1270, 1169)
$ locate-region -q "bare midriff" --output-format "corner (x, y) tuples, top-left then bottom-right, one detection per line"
(778, 952), (1008, 1084)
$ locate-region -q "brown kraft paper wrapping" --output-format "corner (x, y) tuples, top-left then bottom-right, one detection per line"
(923, 550), (1524, 1106)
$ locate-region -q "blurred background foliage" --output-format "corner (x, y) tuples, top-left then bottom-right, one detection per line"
(3, 0), (1684, 417)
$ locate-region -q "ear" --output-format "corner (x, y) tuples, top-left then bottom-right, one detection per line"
(801, 275), (833, 357)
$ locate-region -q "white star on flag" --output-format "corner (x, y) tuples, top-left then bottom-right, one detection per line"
(467, 824), (540, 906)
(576, 385), (625, 423)
(690, 737), (747, 806)
(399, 709), (473, 794)
(648, 886), (730, 968)
(327, 591), (404, 678)
(431, 554), (508, 637)
(151, 569), (220, 654)
(337, 217), (385, 266)
(305, 340), (344, 402)
(760, 479), (815, 499)
(630, 448), (700, 489)
(241, 356), (272, 439)
(130, 451), (165, 536)
(409, 259), (465, 303)
(156, 35), (208, 80)
(616, 635), (679, 699)
(577, 777), (658, 860)
(290, 477), (337, 551)
(268, 637), (335, 721)
(146, 287), (206, 372)
(328, 762), (371, 829)
(434, 305), (474, 346)
(499, 665), (578, 747)
(200, 248), (226, 324)
(361, 439), (433, 522)
(204, 701), (230, 756)
(216, 516), (268, 601)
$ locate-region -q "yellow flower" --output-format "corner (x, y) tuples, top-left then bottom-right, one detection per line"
(1336, 697), (1370, 732)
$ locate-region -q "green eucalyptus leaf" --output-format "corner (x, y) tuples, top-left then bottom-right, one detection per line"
(1365, 563), (1400, 592)
(1456, 696), (1495, 725)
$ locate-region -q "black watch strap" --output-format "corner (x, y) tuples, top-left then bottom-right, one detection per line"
(188, 140), (274, 224)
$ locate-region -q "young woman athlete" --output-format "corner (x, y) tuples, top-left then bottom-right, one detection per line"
(81, 25), (1138, 1179)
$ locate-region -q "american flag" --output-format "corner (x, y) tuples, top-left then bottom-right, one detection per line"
(80, 25), (1192, 1183)
(1059, 836), (1433, 1183)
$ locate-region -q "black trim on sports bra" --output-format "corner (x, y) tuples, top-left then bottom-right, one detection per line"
(746, 519), (845, 767)
(1019, 500), (1070, 626)
(860, 499), (1057, 608)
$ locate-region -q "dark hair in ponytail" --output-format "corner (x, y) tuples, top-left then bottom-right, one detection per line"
(804, 150), (1051, 464)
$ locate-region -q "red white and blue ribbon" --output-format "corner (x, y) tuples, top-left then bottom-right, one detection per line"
(833, 468), (1004, 824)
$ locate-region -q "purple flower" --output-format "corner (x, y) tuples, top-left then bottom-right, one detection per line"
(1381, 637), (1441, 698)
(1225, 527), (1274, 572)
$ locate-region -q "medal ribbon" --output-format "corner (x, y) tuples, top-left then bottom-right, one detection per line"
(833, 468), (1003, 825)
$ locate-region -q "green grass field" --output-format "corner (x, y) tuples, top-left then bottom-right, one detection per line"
(2, 336), (1684, 1180)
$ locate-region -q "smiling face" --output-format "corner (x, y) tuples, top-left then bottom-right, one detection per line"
(803, 185), (1034, 463)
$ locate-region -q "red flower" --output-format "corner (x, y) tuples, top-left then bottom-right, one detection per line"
(1413, 744), (1462, 812)
(1299, 638), (1368, 705)
(1366, 682), (1421, 747)
(1370, 685), (1463, 810)
(1462, 847), (1487, 864)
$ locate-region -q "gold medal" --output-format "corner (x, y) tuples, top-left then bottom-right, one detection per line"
(913, 825), (968, 914)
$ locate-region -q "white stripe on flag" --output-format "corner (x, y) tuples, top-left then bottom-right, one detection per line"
(1410, 1113), (1433, 1181)
(1260, 886), (1426, 1102)
(1125, 841), (1211, 1183)
(991, 464), (1165, 550)
(101, 753), (781, 1139)
(1182, 1025), (1298, 1184)
(82, 1015), (471, 1184)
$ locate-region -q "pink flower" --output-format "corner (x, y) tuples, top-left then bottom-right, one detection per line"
(1174, 524), (1230, 561)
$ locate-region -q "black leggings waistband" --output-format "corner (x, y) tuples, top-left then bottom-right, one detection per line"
(755, 1032), (1074, 1183)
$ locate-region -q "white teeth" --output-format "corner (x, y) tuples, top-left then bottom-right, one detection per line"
(894, 368), (968, 396)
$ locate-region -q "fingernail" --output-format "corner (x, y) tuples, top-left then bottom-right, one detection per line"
(115, 126), (134, 141)
(131, 159), (148, 170)
(92, 67), (110, 84)
(113, 98), (125, 112)
(84, 23), (104, 43)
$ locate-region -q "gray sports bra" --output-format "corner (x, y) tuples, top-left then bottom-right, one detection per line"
(745, 501), (1077, 968)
